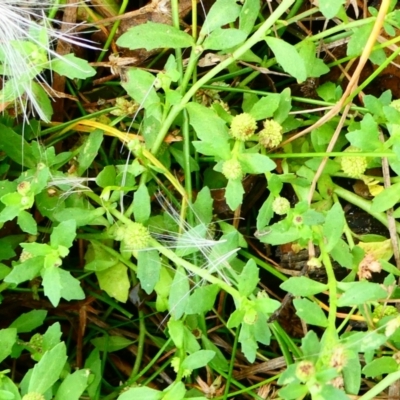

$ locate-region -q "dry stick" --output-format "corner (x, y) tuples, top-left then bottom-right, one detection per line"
(280, 0), (391, 149)
(378, 129), (400, 269)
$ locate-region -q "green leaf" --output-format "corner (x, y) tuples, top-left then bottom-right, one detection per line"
(187, 102), (231, 159)
(186, 284), (219, 314)
(278, 383), (308, 400)
(77, 129), (103, 176)
(42, 323), (62, 352)
(85, 349), (101, 399)
(4, 256), (44, 284)
(225, 178), (244, 210)
(137, 250), (161, 295)
(31, 82), (53, 122)
(203, 28), (247, 50)
(96, 165), (116, 188)
(347, 22), (373, 57)
(239, 0), (260, 34)
(117, 22), (194, 51)
(121, 69), (161, 120)
(85, 242), (118, 271)
(239, 153), (276, 174)
(0, 125), (35, 168)
(346, 114), (381, 151)
(192, 186), (213, 225)
(96, 262), (130, 302)
(201, 335), (229, 371)
(256, 194), (274, 230)
(17, 210), (37, 235)
(238, 259), (259, 296)
(281, 277), (328, 296)
(169, 267), (190, 320)
(91, 336), (134, 352)
(28, 342), (67, 394)
(301, 331), (320, 361)
(343, 354), (361, 395)
(257, 221), (300, 245)
(54, 207), (106, 227)
(293, 298), (328, 327)
(331, 239), (353, 269)
(117, 386), (162, 400)
(297, 40), (329, 78)
(323, 202), (345, 251)
(265, 37), (307, 82)
(239, 323), (257, 362)
(0, 328), (17, 363)
(254, 316), (271, 345)
(318, 0), (345, 19)
(363, 357), (398, 378)
(51, 219), (76, 249)
(54, 369), (90, 400)
(249, 93), (280, 120)
(10, 310), (47, 333)
(371, 182), (400, 212)
(337, 281), (388, 307)
(182, 350), (215, 371)
(200, 0), (241, 36)
(50, 53), (96, 79)
(162, 382), (186, 400)
(133, 184), (151, 224)
(42, 267), (84, 307)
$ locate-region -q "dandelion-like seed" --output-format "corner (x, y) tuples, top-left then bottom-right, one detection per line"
(0, 1), (93, 121)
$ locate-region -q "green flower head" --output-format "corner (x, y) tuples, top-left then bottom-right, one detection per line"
(230, 113), (257, 141)
(340, 146), (368, 178)
(222, 158), (243, 180)
(259, 119), (283, 149)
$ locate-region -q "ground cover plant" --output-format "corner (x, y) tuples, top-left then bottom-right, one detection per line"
(3, 0), (400, 399)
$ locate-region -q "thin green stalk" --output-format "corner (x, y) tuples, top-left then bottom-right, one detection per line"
(129, 309), (146, 378)
(150, 0), (296, 155)
(268, 152), (395, 158)
(334, 185), (400, 233)
(358, 370), (400, 400)
(223, 325), (241, 400)
(96, 0), (129, 62)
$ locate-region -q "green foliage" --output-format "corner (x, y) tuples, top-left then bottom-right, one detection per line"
(2, 1), (400, 399)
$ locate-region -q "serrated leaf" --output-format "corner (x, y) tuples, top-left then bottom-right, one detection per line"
(346, 114), (381, 151)
(97, 262), (130, 302)
(293, 298), (328, 327)
(239, 323), (257, 362)
(186, 284), (219, 314)
(323, 202), (345, 251)
(249, 93), (280, 120)
(117, 22), (194, 50)
(281, 277), (328, 296)
(238, 259), (259, 296)
(298, 40), (329, 78)
(265, 37), (307, 82)
(50, 53), (96, 79)
(203, 28), (247, 50)
(137, 250), (161, 295)
(337, 281), (387, 307)
(77, 129), (103, 176)
(10, 310), (47, 333)
(347, 23), (373, 57)
(51, 219), (76, 249)
(28, 342), (67, 394)
(4, 256), (44, 284)
(17, 210), (37, 235)
(200, 0), (241, 35)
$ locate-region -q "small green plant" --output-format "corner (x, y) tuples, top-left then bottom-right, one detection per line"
(2, 0), (400, 399)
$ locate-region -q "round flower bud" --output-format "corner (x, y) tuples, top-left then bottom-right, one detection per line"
(229, 113), (257, 141)
(123, 222), (151, 251)
(340, 147), (368, 178)
(295, 360), (316, 382)
(259, 119), (283, 148)
(22, 393), (45, 400)
(222, 159), (243, 180)
(272, 196), (290, 215)
(17, 181), (31, 196)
